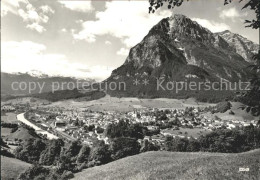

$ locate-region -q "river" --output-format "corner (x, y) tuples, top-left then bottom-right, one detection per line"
(16, 113), (58, 140)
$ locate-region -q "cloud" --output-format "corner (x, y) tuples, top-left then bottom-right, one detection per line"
(1, 0), (54, 33)
(105, 41), (112, 45)
(1, 4), (9, 16)
(1, 0), (28, 17)
(219, 7), (247, 21)
(26, 23), (46, 33)
(40, 5), (55, 14)
(116, 48), (129, 56)
(2, 41), (112, 80)
(73, 1), (171, 47)
(76, 19), (84, 24)
(17, 3), (54, 33)
(79, 66), (114, 81)
(59, 1), (94, 12)
(61, 28), (67, 32)
(192, 18), (230, 33)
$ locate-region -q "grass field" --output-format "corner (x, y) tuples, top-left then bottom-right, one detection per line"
(162, 127), (210, 138)
(1, 97), (50, 105)
(1, 112), (19, 124)
(73, 149), (260, 180)
(47, 95), (216, 112)
(5, 127), (39, 141)
(202, 102), (259, 122)
(1, 156), (31, 180)
(1, 127), (12, 137)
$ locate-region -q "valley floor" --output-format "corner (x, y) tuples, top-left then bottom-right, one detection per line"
(46, 95), (216, 112)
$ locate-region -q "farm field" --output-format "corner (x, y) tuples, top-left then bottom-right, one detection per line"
(46, 95), (216, 112)
(162, 127), (211, 139)
(1, 112), (19, 123)
(1, 127), (12, 137)
(202, 102), (259, 122)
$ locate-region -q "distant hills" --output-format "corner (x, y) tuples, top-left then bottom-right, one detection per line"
(73, 149), (260, 180)
(1, 72), (95, 96)
(106, 14), (259, 102)
(0, 72), (106, 102)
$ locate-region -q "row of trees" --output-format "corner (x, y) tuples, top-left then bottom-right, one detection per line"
(13, 119), (260, 179)
(164, 125), (260, 153)
(14, 121), (162, 179)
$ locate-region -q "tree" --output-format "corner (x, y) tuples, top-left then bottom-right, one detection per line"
(76, 145), (91, 164)
(14, 139), (46, 163)
(57, 155), (75, 173)
(89, 141), (111, 165)
(109, 137), (141, 160)
(164, 136), (190, 152)
(186, 137), (200, 152)
(104, 120), (146, 139)
(18, 164), (50, 180)
(39, 139), (64, 166)
(64, 140), (82, 158)
(95, 126), (104, 134)
(140, 139), (160, 152)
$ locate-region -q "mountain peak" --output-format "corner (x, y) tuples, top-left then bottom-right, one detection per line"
(221, 30), (231, 34)
(160, 14), (215, 44)
(26, 70), (49, 78)
(106, 14), (254, 98)
(171, 14), (188, 20)
(168, 14), (195, 26)
(217, 30), (259, 63)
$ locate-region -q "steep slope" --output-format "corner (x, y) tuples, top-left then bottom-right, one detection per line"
(217, 30), (259, 64)
(1, 156), (31, 180)
(73, 149), (260, 180)
(110, 14), (253, 82)
(106, 14), (258, 101)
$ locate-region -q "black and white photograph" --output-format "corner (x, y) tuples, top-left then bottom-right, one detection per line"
(1, 0), (260, 179)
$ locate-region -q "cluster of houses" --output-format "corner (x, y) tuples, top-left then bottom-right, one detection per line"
(23, 105), (259, 146)
(1, 103), (30, 112)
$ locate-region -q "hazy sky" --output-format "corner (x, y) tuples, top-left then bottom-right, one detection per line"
(1, 0), (259, 81)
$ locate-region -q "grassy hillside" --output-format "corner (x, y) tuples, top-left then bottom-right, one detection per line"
(74, 149), (260, 180)
(1, 156), (31, 180)
(5, 127), (40, 142)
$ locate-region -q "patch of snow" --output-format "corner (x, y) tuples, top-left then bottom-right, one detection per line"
(185, 74), (198, 78)
(141, 72), (148, 77)
(235, 71), (242, 78)
(26, 70), (48, 78)
(223, 67), (232, 77)
(186, 50), (197, 66)
(113, 75), (120, 80)
(216, 74), (230, 82)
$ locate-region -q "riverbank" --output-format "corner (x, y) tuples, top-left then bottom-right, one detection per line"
(16, 113), (58, 140)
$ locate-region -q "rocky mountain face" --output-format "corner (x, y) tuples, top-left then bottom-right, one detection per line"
(106, 14), (259, 101)
(217, 30), (259, 64)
